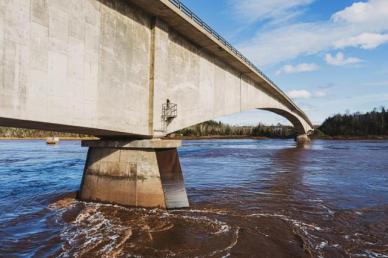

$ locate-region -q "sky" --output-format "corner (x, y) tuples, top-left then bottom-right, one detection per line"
(180, 0), (388, 126)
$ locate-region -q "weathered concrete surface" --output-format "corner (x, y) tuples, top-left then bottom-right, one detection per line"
(0, 0), (313, 137)
(79, 139), (189, 209)
(0, 0), (151, 136)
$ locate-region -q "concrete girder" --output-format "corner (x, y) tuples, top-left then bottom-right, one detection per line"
(0, 0), (313, 137)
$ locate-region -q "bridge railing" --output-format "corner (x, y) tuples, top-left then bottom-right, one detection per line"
(168, 0), (277, 92)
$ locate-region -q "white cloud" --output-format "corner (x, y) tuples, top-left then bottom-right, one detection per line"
(324, 52), (362, 66)
(229, 0), (314, 24)
(332, 0), (388, 30)
(277, 63), (318, 75)
(287, 90), (312, 99)
(287, 89), (328, 99)
(239, 23), (339, 66)
(335, 33), (388, 49)
(235, 0), (388, 66)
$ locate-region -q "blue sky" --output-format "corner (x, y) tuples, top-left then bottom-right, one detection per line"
(181, 0), (388, 126)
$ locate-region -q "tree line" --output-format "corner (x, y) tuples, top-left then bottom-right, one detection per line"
(0, 127), (86, 138)
(319, 107), (388, 137)
(1, 107), (387, 139)
(0, 122), (295, 139)
(175, 107), (388, 138)
(175, 120), (296, 138)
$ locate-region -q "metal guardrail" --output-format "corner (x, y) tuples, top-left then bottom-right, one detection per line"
(168, 0), (277, 90)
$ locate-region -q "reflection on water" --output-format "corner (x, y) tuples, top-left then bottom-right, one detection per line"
(0, 139), (388, 257)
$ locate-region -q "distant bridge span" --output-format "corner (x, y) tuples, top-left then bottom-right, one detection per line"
(0, 0), (314, 209)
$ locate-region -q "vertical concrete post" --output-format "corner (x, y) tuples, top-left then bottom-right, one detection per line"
(78, 139), (189, 209)
(148, 17), (157, 135)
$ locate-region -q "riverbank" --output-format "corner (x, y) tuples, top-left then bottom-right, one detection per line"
(311, 135), (388, 140)
(0, 137), (98, 141)
(166, 134), (388, 141)
(164, 135), (270, 140)
(1, 135), (388, 141)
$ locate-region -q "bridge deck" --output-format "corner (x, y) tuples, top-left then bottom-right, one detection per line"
(130, 0), (313, 127)
(0, 0), (313, 137)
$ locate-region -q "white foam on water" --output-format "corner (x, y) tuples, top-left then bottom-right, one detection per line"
(318, 203), (335, 216)
(55, 203), (134, 258)
(215, 224), (231, 235)
(170, 209), (240, 257)
(208, 227), (240, 258)
(170, 208), (240, 235)
(248, 212), (331, 257)
(353, 251), (388, 258)
(171, 208), (229, 216)
(248, 213), (324, 231)
(173, 213), (232, 235)
(52, 201), (237, 257)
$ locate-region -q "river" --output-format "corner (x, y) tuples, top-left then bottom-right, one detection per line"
(0, 139), (387, 257)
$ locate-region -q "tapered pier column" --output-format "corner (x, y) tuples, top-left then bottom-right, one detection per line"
(78, 139), (189, 209)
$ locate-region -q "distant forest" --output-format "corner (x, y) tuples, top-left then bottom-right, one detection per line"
(175, 107), (388, 138)
(175, 120), (296, 138)
(319, 107), (388, 137)
(0, 127), (86, 139)
(0, 122), (296, 139)
(1, 107), (387, 139)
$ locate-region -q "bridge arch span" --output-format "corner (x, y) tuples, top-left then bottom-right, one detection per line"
(165, 103), (312, 137)
(259, 108), (313, 135)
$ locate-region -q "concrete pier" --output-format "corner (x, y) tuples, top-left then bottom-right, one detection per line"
(296, 134), (311, 146)
(78, 139), (189, 209)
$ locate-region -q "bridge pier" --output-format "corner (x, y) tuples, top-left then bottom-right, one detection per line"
(78, 139), (189, 209)
(296, 134), (311, 146)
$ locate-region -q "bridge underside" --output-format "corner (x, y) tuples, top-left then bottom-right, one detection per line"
(0, 117), (139, 137)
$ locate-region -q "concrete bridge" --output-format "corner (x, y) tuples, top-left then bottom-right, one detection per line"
(0, 0), (313, 209)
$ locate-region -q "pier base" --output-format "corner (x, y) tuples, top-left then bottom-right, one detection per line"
(78, 139), (189, 209)
(296, 134), (311, 146)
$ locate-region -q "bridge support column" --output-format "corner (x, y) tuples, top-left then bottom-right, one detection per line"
(78, 139), (189, 209)
(296, 134), (311, 146)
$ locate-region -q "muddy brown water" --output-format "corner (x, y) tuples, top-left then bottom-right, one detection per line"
(0, 139), (387, 257)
